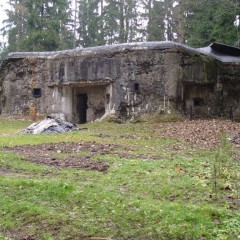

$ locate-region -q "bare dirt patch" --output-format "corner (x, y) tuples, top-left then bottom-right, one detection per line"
(0, 142), (122, 172)
(0, 169), (19, 175)
(0, 140), (164, 172)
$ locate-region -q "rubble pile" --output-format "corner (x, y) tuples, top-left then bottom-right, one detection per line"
(23, 116), (79, 134)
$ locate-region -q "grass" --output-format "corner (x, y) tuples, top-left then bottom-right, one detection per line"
(0, 119), (30, 134)
(0, 119), (239, 239)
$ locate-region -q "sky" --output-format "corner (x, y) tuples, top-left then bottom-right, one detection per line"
(0, 1), (9, 44)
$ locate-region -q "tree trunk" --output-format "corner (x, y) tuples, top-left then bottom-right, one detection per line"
(119, 0), (125, 43)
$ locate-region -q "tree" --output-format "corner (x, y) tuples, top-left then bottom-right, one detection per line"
(77, 0), (104, 47)
(184, 0), (240, 47)
(162, 0), (240, 46)
(2, 0), (240, 52)
(103, 0), (140, 44)
(146, 0), (166, 41)
(1, 0), (28, 52)
(1, 0), (73, 52)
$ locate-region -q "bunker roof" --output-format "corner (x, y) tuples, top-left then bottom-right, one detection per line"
(5, 41), (200, 59)
(4, 41), (240, 63)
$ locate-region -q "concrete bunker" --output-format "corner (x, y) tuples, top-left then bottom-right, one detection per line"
(1, 42), (240, 121)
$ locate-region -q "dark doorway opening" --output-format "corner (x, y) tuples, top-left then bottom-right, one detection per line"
(77, 94), (88, 123)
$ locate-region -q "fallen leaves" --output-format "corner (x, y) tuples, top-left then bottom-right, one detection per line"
(175, 167), (185, 174)
(154, 119), (240, 150)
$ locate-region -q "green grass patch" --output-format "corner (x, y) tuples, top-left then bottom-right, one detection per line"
(0, 120), (239, 239)
(0, 119), (30, 134)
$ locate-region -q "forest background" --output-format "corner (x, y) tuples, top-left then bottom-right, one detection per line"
(0, 0), (239, 58)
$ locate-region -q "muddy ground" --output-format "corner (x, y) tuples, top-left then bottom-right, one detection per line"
(0, 141), (162, 172)
(0, 142), (118, 172)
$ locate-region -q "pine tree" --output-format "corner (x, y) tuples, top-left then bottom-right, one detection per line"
(184, 0), (240, 47)
(2, 0), (73, 52)
(146, 0), (165, 41)
(1, 0), (28, 52)
(77, 0), (104, 47)
(103, 0), (140, 44)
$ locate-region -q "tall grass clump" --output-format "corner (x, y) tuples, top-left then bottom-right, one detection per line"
(212, 132), (239, 206)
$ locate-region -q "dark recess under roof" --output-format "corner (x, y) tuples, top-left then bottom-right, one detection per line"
(210, 42), (240, 56)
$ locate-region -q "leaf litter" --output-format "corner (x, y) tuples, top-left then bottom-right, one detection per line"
(154, 119), (240, 150)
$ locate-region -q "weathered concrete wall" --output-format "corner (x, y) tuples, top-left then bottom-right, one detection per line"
(177, 51), (219, 116)
(0, 42), (240, 122)
(217, 63), (240, 117)
(0, 58), (52, 116)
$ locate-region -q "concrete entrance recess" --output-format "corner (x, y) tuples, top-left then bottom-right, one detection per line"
(50, 81), (112, 123)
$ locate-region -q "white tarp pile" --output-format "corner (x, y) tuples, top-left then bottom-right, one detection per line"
(23, 116), (79, 134)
